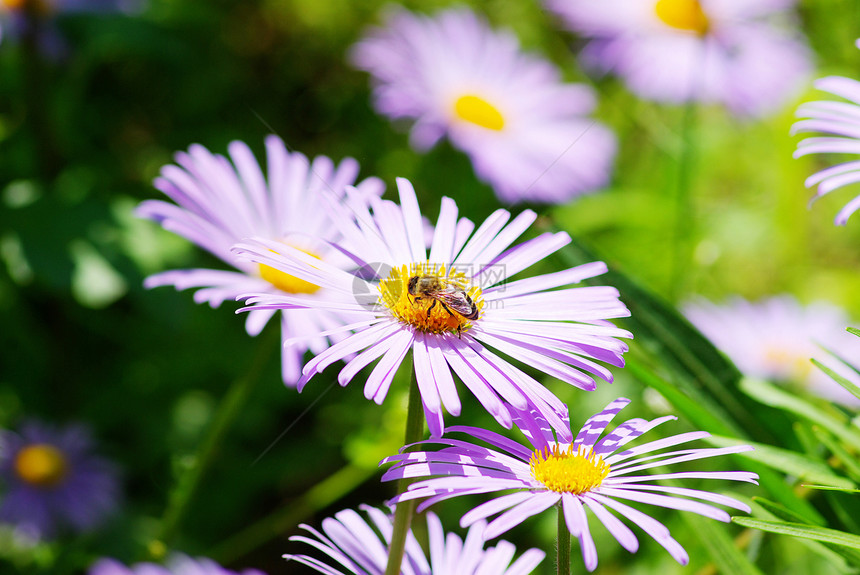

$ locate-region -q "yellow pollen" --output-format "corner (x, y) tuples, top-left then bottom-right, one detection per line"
(258, 245), (322, 295)
(530, 444), (610, 494)
(655, 0), (710, 35)
(454, 95), (505, 131)
(378, 262), (483, 334)
(14, 444), (68, 488)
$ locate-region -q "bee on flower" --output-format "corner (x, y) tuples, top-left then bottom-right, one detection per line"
(234, 177), (632, 437)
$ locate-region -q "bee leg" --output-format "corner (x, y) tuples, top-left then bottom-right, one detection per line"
(439, 301), (454, 317)
(426, 298), (436, 317)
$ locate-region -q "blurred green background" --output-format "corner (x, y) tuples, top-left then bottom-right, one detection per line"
(3, 0), (860, 573)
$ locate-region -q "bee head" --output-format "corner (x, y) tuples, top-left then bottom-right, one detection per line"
(407, 275), (419, 296)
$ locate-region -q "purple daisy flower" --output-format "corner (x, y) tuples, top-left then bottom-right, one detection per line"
(284, 505), (545, 574)
(381, 398), (757, 572)
(138, 135), (385, 386)
(792, 41), (860, 225)
(544, 0), (812, 117)
(89, 555), (265, 575)
(684, 295), (860, 407)
(0, 420), (120, 540)
(234, 177), (632, 437)
(350, 7), (616, 205)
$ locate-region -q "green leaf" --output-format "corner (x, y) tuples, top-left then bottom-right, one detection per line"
(627, 360), (735, 436)
(733, 518), (860, 551)
(811, 359), (860, 404)
(683, 512), (765, 575)
(740, 379), (860, 451)
(810, 426), (860, 484)
(753, 497), (821, 525)
(847, 327), (860, 339)
(750, 498), (860, 569)
(803, 485), (860, 494)
(706, 436), (855, 489)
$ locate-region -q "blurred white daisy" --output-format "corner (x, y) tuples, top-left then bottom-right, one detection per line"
(350, 7), (616, 205)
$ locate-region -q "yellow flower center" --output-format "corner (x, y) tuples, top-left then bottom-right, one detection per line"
(258, 245), (322, 294)
(378, 262), (483, 334)
(655, 0), (710, 35)
(14, 444), (68, 488)
(530, 444), (610, 494)
(763, 347), (813, 381)
(454, 95), (505, 131)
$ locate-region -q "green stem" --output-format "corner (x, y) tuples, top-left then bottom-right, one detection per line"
(558, 504), (571, 575)
(668, 97), (698, 301)
(154, 334), (275, 550)
(384, 368), (425, 575)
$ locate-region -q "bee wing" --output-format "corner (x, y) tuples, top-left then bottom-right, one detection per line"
(435, 290), (477, 317)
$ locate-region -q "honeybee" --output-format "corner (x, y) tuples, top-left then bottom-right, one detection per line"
(407, 275), (480, 324)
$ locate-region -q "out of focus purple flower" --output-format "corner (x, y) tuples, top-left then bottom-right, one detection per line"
(350, 7), (616, 205)
(0, 420), (120, 539)
(685, 295), (860, 407)
(89, 555), (265, 575)
(382, 398), (756, 572)
(793, 41), (860, 225)
(544, 0), (811, 117)
(284, 505), (544, 574)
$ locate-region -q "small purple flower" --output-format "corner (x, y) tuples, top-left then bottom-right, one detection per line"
(350, 7), (616, 205)
(138, 136), (384, 386)
(89, 555), (265, 575)
(545, 0), (812, 117)
(0, 420), (120, 540)
(284, 505), (544, 574)
(684, 295), (860, 407)
(234, 177), (632, 438)
(382, 398), (757, 572)
(793, 41), (860, 225)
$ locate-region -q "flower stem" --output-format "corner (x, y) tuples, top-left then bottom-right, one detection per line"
(668, 98), (698, 301)
(384, 366), (425, 575)
(558, 504), (571, 575)
(154, 334), (275, 550)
